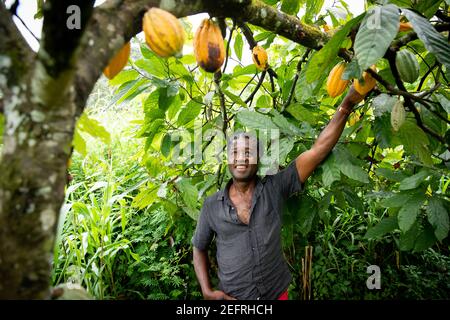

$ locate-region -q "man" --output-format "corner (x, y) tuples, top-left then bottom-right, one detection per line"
(192, 85), (364, 300)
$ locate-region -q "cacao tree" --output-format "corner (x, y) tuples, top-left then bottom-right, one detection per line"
(0, 0), (449, 299)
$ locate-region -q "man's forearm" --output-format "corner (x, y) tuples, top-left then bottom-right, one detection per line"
(193, 247), (213, 296)
(312, 99), (354, 162)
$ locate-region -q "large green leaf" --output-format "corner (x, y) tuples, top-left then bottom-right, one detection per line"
(305, 0), (325, 22)
(426, 197), (449, 241)
(413, 222), (437, 252)
(364, 215), (398, 239)
(397, 120), (432, 165)
(398, 195), (425, 232)
(415, 0), (445, 19)
(403, 9), (450, 71)
(234, 33), (243, 61)
(373, 114), (394, 148)
(237, 110), (278, 130)
(321, 153), (341, 187)
(177, 178), (199, 209)
(334, 148), (369, 183)
(399, 170), (430, 190)
(354, 4), (399, 72)
(379, 192), (411, 208)
(271, 110), (302, 136)
(108, 69), (139, 86)
(176, 100), (203, 126)
(281, 0), (301, 15)
(297, 195), (318, 235)
(371, 93), (397, 118)
(73, 129), (87, 156)
(399, 220), (420, 251)
(77, 113), (111, 144)
(305, 13), (364, 83)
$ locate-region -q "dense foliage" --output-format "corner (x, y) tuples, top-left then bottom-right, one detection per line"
(51, 0), (449, 299)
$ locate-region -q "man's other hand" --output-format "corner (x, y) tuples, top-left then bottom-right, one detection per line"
(204, 289), (237, 300)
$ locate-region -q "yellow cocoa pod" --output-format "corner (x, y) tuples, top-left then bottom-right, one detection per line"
(326, 62), (350, 98)
(252, 45), (269, 71)
(103, 42), (130, 79)
(142, 8), (185, 58)
(193, 19), (225, 73)
(354, 65), (377, 96)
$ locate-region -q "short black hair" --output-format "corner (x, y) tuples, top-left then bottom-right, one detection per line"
(226, 131), (264, 160)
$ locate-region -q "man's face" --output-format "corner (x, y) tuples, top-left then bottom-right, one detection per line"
(227, 135), (259, 182)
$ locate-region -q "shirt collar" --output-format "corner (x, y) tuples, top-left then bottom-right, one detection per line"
(216, 176), (264, 204)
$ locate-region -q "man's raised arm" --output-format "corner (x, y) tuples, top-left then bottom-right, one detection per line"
(295, 85), (364, 184)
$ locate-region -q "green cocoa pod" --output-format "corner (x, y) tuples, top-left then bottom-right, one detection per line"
(395, 50), (419, 83)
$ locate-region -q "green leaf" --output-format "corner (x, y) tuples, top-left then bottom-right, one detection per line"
(399, 170), (430, 190)
(161, 133), (172, 158)
(234, 33), (243, 61)
(256, 95), (272, 109)
(271, 110), (302, 136)
(297, 195), (318, 236)
(434, 93), (450, 114)
(236, 110), (278, 130)
(305, 13), (364, 83)
(177, 100), (202, 126)
(399, 220), (420, 251)
(364, 215), (398, 239)
(177, 178), (198, 209)
(403, 9), (450, 71)
(373, 114), (394, 148)
(286, 103), (317, 124)
(73, 130), (87, 156)
(375, 167), (408, 182)
(277, 137), (295, 165)
(343, 187), (364, 213)
(281, 0), (301, 15)
(426, 197), (449, 241)
(416, 0), (445, 19)
(77, 113), (111, 144)
(341, 58), (362, 80)
(108, 69), (139, 86)
(371, 93), (397, 117)
(334, 148), (369, 183)
(305, 0), (325, 22)
(321, 153), (341, 187)
(379, 192), (412, 208)
(232, 65), (258, 77)
(132, 187), (157, 209)
(397, 120), (432, 165)
(398, 195), (425, 232)
(413, 222), (437, 252)
(354, 4), (399, 72)
(223, 90), (246, 107)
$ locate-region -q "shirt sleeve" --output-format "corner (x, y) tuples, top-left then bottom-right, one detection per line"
(191, 199), (214, 250)
(272, 160), (303, 199)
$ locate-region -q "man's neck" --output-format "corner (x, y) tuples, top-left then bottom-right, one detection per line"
(231, 179), (256, 196)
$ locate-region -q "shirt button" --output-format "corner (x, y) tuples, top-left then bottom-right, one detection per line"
(252, 247), (255, 250)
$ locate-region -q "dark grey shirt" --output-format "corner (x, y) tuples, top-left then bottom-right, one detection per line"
(192, 161), (302, 300)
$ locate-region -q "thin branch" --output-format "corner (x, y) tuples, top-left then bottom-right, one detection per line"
(13, 12), (40, 42)
(281, 48), (311, 112)
(244, 70), (266, 105)
(222, 19), (235, 74)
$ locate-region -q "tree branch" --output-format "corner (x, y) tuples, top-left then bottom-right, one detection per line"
(281, 48), (311, 112)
